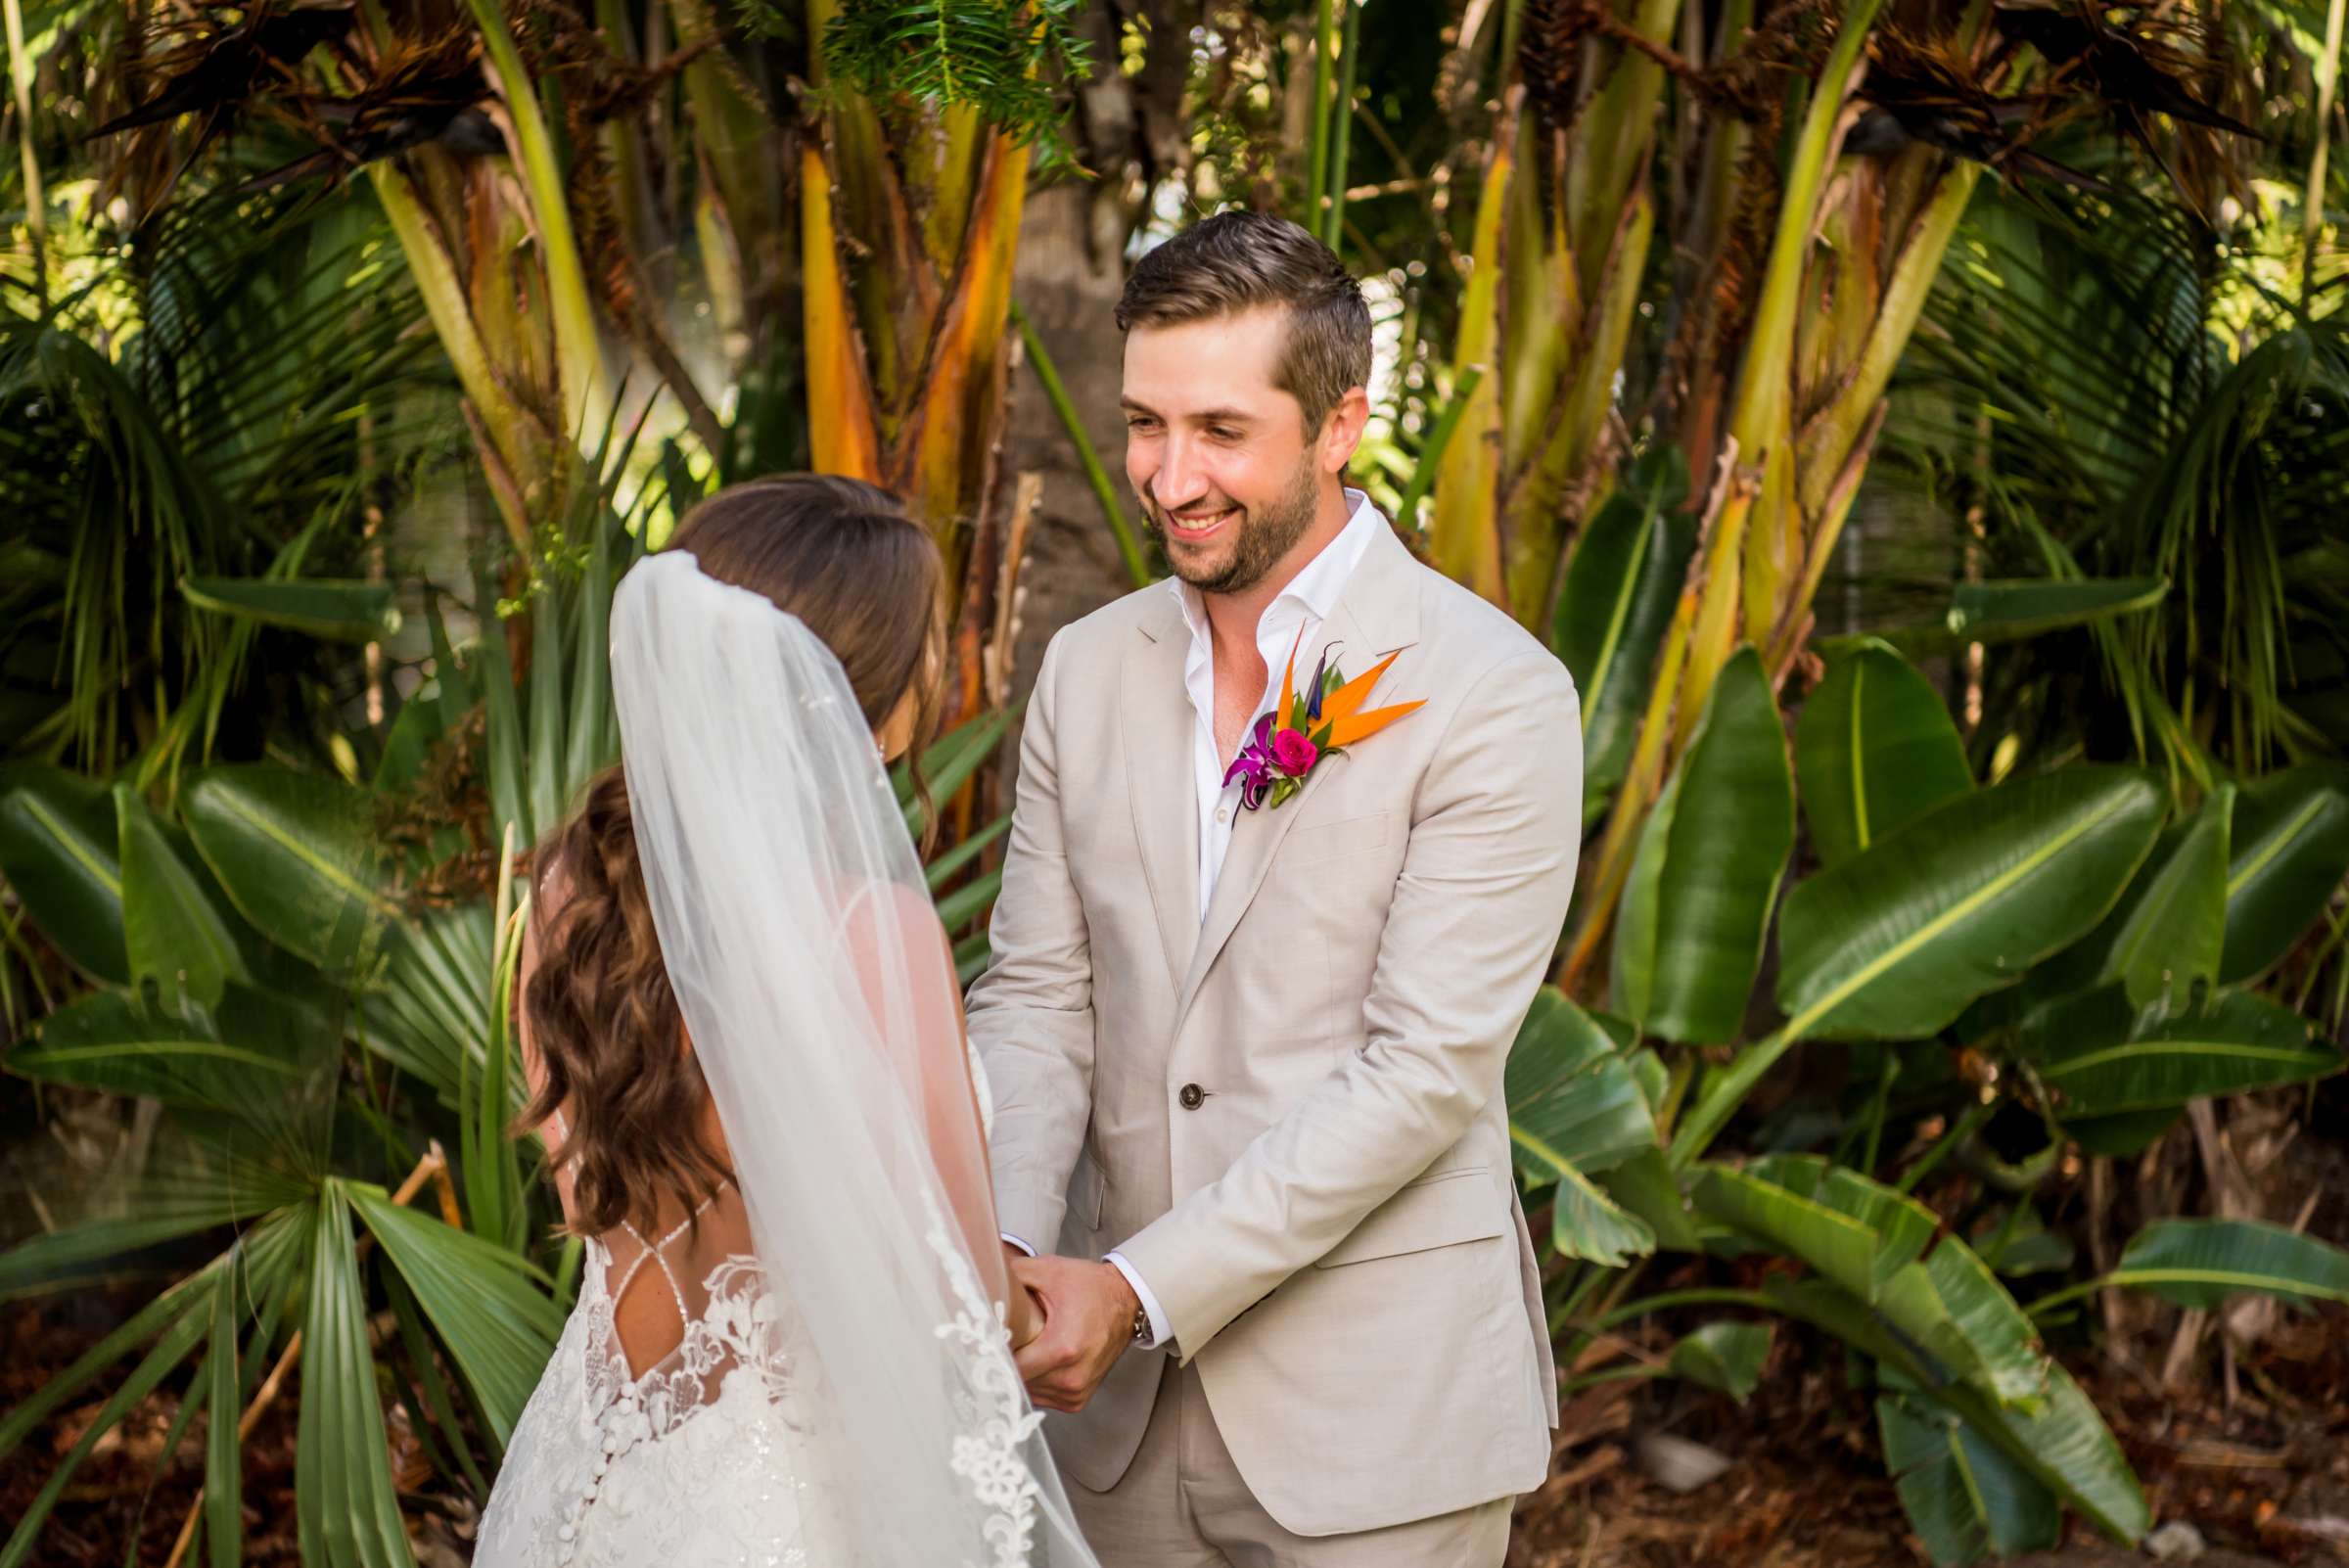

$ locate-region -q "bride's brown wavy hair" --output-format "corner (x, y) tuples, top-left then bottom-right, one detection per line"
(520, 475), (944, 1236)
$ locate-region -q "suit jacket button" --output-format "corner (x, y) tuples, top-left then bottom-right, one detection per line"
(1178, 1084), (1205, 1110)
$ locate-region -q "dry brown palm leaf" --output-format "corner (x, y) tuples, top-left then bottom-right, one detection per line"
(1997, 0), (2259, 138)
(1853, 27), (2114, 193)
(90, 0), (353, 138)
(242, 36), (499, 191)
(1993, 0), (2262, 214)
(89, 0), (357, 212)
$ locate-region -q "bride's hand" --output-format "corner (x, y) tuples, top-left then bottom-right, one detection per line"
(1007, 1284), (1048, 1351)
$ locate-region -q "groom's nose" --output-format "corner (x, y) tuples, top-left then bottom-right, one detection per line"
(1152, 438), (1212, 514)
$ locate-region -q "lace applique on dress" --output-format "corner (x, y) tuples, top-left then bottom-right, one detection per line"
(923, 1187), (1046, 1568)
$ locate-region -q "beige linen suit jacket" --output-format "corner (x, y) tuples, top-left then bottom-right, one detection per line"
(968, 518), (1580, 1538)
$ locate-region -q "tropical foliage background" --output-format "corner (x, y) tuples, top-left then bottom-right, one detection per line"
(5, 0), (2349, 1563)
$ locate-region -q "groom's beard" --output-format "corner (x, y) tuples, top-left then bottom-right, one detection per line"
(1144, 459), (1320, 598)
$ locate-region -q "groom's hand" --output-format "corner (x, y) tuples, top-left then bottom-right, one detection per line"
(1008, 1255), (1139, 1413)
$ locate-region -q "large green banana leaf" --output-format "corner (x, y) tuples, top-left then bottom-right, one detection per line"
(1913, 1227), (2050, 1407)
(1879, 1390), (2060, 1564)
(1553, 451), (1694, 827)
(1927, 1362), (2148, 1547)
(1668, 1320), (1773, 1404)
(2020, 783), (2232, 1018)
(0, 765), (128, 983)
(1723, 1149), (2148, 1546)
(115, 782), (251, 1012)
(2105, 1218), (2349, 1308)
(1796, 642), (1972, 869)
(1613, 648), (1794, 1043)
(1505, 988), (1660, 1265)
(2219, 764), (2349, 983)
(2021, 986), (2339, 1120)
(1678, 769), (2168, 1163)
(2096, 783), (2231, 1017)
(1599, 1147), (1701, 1252)
(1767, 1275), (2147, 1552)
(1697, 1157), (1932, 1303)
(1775, 766), (2166, 1040)
(184, 765), (396, 975)
(2059, 1107), (2199, 1159)
(1696, 1157), (2048, 1405)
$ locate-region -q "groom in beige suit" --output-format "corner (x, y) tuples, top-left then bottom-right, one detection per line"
(968, 212), (1581, 1565)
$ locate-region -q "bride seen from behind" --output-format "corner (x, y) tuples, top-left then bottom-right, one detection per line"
(474, 476), (1092, 1568)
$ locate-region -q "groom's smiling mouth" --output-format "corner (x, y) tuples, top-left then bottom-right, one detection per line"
(1163, 505), (1238, 543)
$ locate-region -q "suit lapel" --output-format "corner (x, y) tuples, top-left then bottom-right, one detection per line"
(1123, 593), (1201, 992)
(1172, 524), (1426, 1034)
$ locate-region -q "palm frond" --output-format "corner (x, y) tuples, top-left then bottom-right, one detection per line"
(1881, 182), (2349, 772)
(0, 183), (453, 773)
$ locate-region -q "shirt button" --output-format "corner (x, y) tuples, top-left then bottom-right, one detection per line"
(1216, 807), (1231, 824)
(1178, 1084), (1206, 1110)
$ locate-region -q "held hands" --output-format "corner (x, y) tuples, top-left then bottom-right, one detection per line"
(1007, 1254), (1139, 1414)
(1006, 1277), (1048, 1352)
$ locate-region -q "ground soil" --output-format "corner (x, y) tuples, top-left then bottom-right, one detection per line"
(1503, 1299), (2349, 1567)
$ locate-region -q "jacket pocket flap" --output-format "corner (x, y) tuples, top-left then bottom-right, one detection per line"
(1313, 1169), (1504, 1268)
(1282, 810), (1393, 868)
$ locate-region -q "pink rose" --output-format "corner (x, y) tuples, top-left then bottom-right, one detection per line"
(1268, 726), (1319, 775)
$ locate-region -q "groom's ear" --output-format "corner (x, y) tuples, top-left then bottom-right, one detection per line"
(1316, 385), (1372, 474)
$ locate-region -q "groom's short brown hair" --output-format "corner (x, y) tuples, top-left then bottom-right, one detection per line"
(1116, 210), (1371, 437)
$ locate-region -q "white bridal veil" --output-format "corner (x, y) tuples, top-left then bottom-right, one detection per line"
(609, 550), (1098, 1568)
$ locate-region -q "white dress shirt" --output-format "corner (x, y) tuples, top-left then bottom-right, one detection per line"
(1004, 490), (1384, 1353)
(1176, 487), (1382, 915)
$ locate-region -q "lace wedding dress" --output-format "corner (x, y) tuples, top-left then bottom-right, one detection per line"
(475, 1053), (1010, 1568)
(472, 1187), (832, 1567)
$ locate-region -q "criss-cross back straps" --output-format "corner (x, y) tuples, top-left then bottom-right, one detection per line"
(599, 1184), (726, 1378)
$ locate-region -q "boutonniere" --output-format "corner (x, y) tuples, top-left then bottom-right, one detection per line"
(1221, 628), (1425, 812)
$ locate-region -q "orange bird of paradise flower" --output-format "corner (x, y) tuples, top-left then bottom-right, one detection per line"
(1278, 626), (1424, 748)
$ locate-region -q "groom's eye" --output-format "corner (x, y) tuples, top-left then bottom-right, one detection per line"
(1208, 426), (1241, 441)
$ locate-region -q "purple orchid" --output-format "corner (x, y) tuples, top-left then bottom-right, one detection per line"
(1221, 713), (1277, 809)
